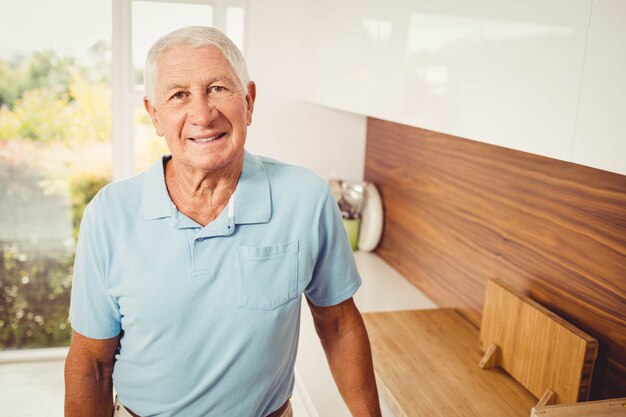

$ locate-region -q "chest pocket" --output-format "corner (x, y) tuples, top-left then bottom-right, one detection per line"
(234, 241), (299, 310)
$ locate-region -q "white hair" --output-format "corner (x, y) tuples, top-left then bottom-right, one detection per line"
(144, 26), (250, 104)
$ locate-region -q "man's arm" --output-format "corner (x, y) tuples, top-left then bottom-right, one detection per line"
(64, 330), (121, 417)
(307, 296), (382, 417)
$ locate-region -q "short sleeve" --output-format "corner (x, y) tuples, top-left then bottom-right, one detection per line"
(304, 187), (362, 306)
(69, 202), (122, 339)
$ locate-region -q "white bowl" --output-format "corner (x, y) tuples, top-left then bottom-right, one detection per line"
(358, 182), (383, 252)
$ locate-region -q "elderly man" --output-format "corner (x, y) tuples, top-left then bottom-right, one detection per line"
(64, 26), (381, 417)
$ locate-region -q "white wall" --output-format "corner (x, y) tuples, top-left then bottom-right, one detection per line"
(245, 0), (366, 181)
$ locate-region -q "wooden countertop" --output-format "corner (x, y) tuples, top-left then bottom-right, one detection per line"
(362, 309), (538, 417)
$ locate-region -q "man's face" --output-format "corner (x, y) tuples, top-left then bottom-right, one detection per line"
(145, 45), (255, 173)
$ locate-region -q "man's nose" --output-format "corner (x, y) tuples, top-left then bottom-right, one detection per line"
(188, 96), (217, 125)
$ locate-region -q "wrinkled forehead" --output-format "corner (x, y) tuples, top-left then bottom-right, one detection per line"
(155, 44), (225, 69)
(154, 44), (238, 85)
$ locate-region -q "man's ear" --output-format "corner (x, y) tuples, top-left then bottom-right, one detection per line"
(245, 81), (256, 126)
(144, 97), (164, 137)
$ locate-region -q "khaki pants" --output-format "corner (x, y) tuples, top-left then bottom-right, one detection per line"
(113, 397), (293, 417)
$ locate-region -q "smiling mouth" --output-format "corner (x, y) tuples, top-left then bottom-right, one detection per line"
(189, 132), (227, 143)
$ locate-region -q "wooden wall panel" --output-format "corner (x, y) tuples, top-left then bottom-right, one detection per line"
(364, 117), (626, 399)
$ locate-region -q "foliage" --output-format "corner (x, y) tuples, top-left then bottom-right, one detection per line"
(0, 244), (73, 349)
(0, 61), (22, 109)
(0, 154), (107, 349)
(0, 45), (111, 349)
(70, 174), (109, 241)
(0, 106), (19, 141)
(1, 72), (111, 143)
(0, 50), (76, 109)
(12, 88), (73, 141)
(67, 69), (112, 141)
(0, 46), (112, 143)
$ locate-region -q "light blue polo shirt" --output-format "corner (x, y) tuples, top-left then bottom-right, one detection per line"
(69, 150), (361, 417)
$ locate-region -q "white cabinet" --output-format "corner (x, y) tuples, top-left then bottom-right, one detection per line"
(303, 0), (626, 176)
(303, 0), (592, 161)
(572, 0), (626, 175)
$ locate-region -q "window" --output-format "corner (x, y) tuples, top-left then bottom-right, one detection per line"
(0, 0), (113, 350)
(0, 0), (246, 352)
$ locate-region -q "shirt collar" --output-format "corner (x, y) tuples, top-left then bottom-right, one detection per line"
(140, 151), (271, 225)
(141, 155), (173, 220)
(234, 150), (272, 225)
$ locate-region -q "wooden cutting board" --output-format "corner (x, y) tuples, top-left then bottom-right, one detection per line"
(363, 309), (537, 417)
(479, 279), (598, 403)
(531, 398), (626, 416)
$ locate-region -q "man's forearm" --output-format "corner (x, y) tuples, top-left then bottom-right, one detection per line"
(319, 316), (382, 417)
(64, 350), (115, 417)
(308, 297), (382, 417)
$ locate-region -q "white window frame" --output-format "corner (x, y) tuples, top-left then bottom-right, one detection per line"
(111, 0), (247, 181)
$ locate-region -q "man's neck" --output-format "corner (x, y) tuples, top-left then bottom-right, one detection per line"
(164, 155), (243, 226)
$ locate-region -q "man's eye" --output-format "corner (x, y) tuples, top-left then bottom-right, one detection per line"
(208, 86), (228, 95)
(171, 91), (186, 100)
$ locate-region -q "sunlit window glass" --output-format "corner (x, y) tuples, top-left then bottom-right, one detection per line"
(0, 0), (112, 351)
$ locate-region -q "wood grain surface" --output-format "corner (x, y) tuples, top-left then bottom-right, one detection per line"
(479, 279), (598, 403)
(364, 117), (626, 399)
(531, 398), (626, 417)
(362, 309), (538, 417)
